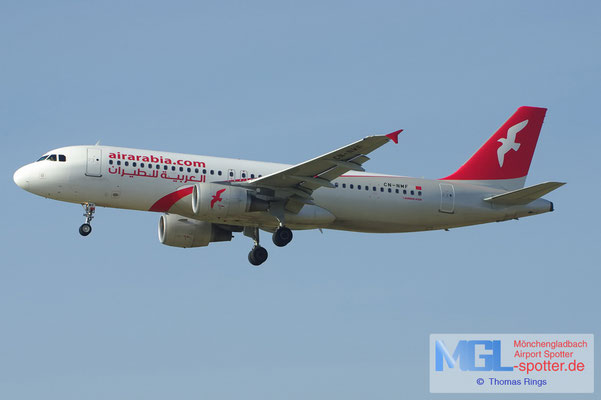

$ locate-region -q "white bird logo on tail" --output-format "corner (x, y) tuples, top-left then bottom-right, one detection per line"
(497, 120), (528, 167)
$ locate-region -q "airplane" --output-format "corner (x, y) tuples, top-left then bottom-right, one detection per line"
(13, 106), (565, 266)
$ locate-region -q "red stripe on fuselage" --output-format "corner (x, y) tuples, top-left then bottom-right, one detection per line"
(149, 186), (194, 212)
(340, 175), (405, 178)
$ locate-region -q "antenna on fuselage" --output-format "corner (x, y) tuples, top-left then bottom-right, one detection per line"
(95, 140), (101, 146)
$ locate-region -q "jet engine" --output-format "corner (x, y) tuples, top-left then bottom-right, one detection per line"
(191, 183), (268, 219)
(158, 213), (232, 248)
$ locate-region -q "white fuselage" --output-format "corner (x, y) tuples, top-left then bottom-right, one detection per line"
(13, 145), (553, 233)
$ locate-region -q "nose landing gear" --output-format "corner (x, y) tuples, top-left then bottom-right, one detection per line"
(79, 202), (95, 236)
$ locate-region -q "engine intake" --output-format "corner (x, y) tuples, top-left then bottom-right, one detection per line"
(158, 213), (232, 248)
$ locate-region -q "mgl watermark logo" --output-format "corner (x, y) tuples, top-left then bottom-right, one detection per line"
(435, 339), (513, 371)
(430, 334), (594, 393)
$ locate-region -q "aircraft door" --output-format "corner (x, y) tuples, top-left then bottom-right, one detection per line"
(439, 183), (455, 213)
(86, 148), (102, 177)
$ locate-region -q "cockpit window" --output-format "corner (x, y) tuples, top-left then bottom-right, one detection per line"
(36, 154), (65, 162)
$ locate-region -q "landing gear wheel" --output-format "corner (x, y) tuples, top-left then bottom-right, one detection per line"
(80, 202), (96, 237)
(79, 223), (92, 236)
(272, 226), (293, 247)
(248, 246), (268, 266)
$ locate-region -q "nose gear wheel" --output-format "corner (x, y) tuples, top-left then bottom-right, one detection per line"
(79, 202), (96, 237)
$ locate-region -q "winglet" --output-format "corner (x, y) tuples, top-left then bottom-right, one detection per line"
(385, 129), (403, 144)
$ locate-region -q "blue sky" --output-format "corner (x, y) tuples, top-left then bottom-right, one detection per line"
(2, 1), (600, 399)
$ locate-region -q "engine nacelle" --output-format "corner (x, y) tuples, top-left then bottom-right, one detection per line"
(191, 183), (268, 219)
(158, 213), (232, 248)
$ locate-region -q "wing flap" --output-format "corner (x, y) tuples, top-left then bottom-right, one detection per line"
(483, 181), (565, 205)
(327, 160), (365, 172)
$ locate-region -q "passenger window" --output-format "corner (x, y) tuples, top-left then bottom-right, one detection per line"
(372, 187), (376, 191)
(156, 164), (160, 169)
(403, 190), (407, 194)
(172, 166), (176, 171)
(418, 191), (422, 196)
(109, 159), (113, 165)
(242, 172), (246, 178)
(187, 167), (191, 173)
(148, 163), (152, 168)
(59, 155), (66, 162)
(203, 169), (207, 174)
(335, 182), (339, 187)
(388, 188), (392, 193)
(350, 184), (354, 189)
(164, 165), (168, 170)
(195, 168), (199, 173)
(380, 187), (384, 192)
(357, 185), (361, 190)
(395, 189), (399, 194)
(251, 174), (255, 179)
(210, 170), (214, 175)
(411, 190), (414, 195)
(140, 163), (145, 167)
(117, 160), (121, 166)
(342, 183), (346, 188)
(218, 171), (222, 176)
(133, 162), (137, 167)
(47, 154), (57, 161)
(180, 167), (184, 172)
(124, 161), (129, 166)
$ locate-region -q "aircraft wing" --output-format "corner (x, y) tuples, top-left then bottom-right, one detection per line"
(241, 130), (402, 211)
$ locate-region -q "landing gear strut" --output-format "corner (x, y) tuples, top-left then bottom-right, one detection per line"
(272, 225), (293, 247)
(79, 202), (95, 236)
(244, 227), (268, 266)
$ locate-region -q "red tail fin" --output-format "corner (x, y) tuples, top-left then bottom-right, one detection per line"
(442, 106), (547, 185)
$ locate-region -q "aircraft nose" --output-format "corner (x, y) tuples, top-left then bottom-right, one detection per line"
(13, 166), (30, 190)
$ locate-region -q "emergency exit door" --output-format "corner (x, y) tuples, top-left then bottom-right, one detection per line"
(439, 183), (455, 213)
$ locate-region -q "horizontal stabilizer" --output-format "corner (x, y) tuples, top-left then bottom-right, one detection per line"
(484, 181), (565, 206)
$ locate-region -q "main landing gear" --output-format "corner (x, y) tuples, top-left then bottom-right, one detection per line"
(244, 224), (294, 266)
(272, 225), (293, 247)
(79, 202), (95, 236)
(249, 246), (268, 266)
(269, 203), (293, 247)
(244, 227), (268, 266)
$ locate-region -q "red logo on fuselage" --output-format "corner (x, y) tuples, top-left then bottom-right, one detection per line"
(210, 188), (226, 208)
